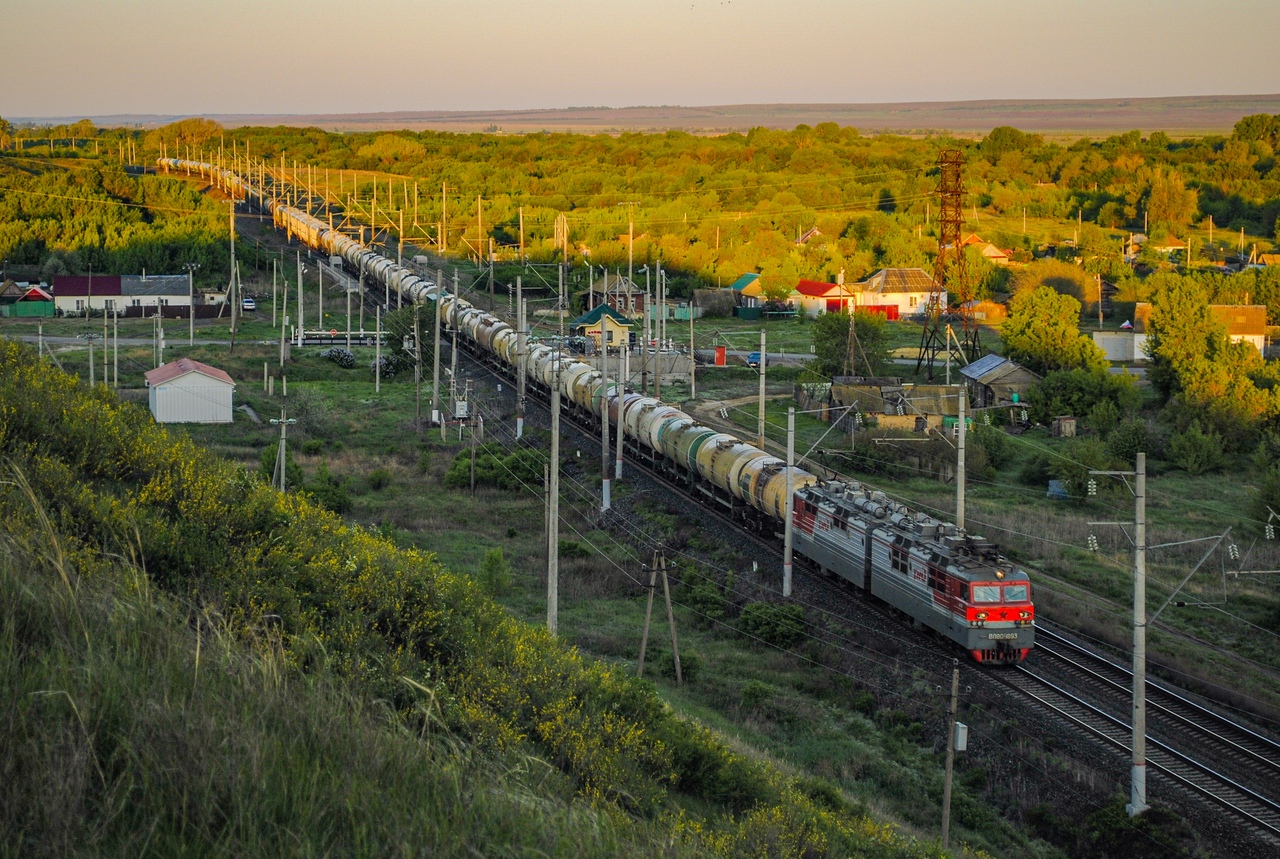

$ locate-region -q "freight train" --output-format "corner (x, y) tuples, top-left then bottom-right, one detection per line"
(160, 157), (1034, 663)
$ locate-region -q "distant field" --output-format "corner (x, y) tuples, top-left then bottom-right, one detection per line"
(25, 94), (1280, 136)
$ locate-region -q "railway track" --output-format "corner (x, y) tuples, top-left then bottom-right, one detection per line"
(991, 627), (1280, 843)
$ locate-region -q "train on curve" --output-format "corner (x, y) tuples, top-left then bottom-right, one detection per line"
(160, 157), (1035, 664)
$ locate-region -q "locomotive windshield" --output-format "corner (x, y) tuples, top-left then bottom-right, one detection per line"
(1004, 584), (1028, 602)
(972, 585), (1001, 603)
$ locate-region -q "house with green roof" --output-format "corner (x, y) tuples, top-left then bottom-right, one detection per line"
(569, 303), (634, 353)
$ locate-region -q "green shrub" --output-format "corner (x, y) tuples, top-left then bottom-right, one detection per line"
(444, 443), (547, 491)
(301, 438), (324, 455)
(971, 423), (1011, 469)
(1087, 399), (1120, 436)
(1107, 418), (1152, 465)
(680, 568), (732, 629)
(1168, 421), (1224, 475)
(740, 679), (775, 710)
(306, 461), (351, 513)
(476, 547), (512, 596)
(258, 441), (303, 489)
(558, 539), (590, 559)
(738, 602), (806, 648)
(368, 467), (393, 490)
(416, 448), (432, 474)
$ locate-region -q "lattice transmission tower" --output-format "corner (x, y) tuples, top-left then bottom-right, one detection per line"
(916, 150), (981, 380)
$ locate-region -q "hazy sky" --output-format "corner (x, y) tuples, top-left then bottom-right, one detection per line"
(5, 0), (1279, 118)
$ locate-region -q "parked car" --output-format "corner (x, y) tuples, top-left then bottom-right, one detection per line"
(746, 351), (769, 368)
(241, 296), (256, 312)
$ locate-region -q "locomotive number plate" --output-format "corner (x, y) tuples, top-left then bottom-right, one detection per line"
(987, 633), (1018, 640)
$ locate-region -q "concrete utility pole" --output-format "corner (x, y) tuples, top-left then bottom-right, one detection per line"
(548, 366), (561, 635)
(517, 278), (526, 439)
(414, 302), (423, 431)
(1089, 452), (1149, 817)
(601, 339), (611, 512)
(641, 265), (650, 394)
(186, 261), (199, 345)
(689, 295), (696, 398)
(432, 268), (442, 427)
(941, 659), (961, 850)
(1130, 452), (1148, 818)
(615, 324), (625, 480)
(956, 390), (966, 531)
(375, 307), (381, 393)
(783, 406), (795, 597)
(296, 252), (304, 346)
(757, 329), (767, 448)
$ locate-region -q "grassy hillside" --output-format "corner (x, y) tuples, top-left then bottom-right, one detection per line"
(0, 338), (951, 857)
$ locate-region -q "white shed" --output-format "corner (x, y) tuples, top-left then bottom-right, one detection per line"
(145, 358), (235, 423)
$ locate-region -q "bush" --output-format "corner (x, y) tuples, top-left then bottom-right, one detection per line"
(971, 423), (1011, 469)
(320, 347), (356, 369)
(680, 568), (732, 629)
(306, 461), (351, 513)
(1107, 419), (1153, 466)
(1168, 421), (1224, 475)
(1249, 465), (1280, 532)
(1087, 399), (1120, 436)
(258, 441), (302, 489)
(476, 547), (512, 596)
(367, 468), (393, 490)
(738, 602), (806, 648)
(371, 354), (409, 379)
(444, 443), (547, 491)
(740, 679), (775, 710)
(300, 438), (324, 455)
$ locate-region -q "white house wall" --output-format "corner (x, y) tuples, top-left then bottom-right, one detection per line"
(149, 374), (234, 423)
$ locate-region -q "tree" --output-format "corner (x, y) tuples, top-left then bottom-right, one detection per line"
(810, 310), (889, 377)
(1009, 259), (1094, 302)
(1144, 166), (1198, 233)
(1001, 286), (1108, 375)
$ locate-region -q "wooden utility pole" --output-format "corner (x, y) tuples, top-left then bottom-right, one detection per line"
(637, 554), (682, 684)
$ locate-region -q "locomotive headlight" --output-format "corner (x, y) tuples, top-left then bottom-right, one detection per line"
(976, 611), (988, 621)
(1019, 610), (1031, 619)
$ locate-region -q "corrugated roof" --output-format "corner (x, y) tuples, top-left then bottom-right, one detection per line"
(795, 279), (835, 297)
(1134, 302), (1268, 336)
(959, 353), (1010, 381)
(145, 358), (235, 387)
(121, 275), (189, 296)
(52, 275), (122, 297)
(728, 273), (759, 291)
(568, 303), (634, 328)
(857, 268), (939, 294)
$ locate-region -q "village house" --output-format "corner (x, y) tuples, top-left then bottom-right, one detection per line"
(569, 303), (634, 353)
(586, 273), (646, 318)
